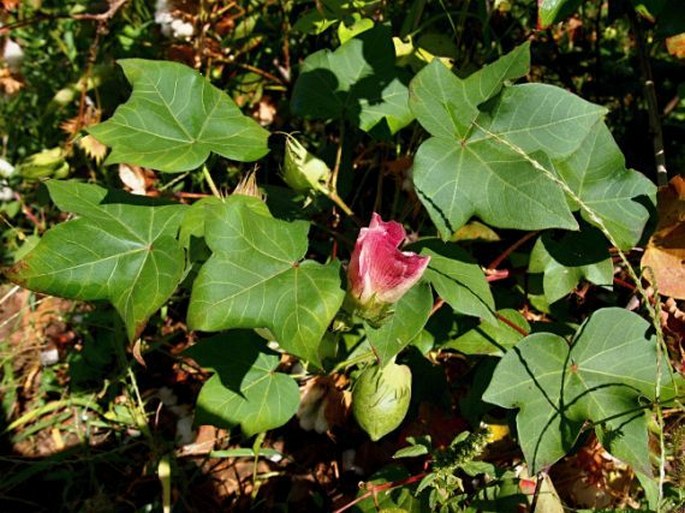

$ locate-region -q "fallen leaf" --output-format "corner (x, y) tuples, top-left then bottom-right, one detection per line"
(0, 68), (23, 95)
(666, 33), (685, 59)
(642, 176), (685, 299)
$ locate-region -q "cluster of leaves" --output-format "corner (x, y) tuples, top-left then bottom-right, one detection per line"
(2, 0), (685, 511)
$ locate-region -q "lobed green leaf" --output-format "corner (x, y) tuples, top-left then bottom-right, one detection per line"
(89, 59), (269, 172)
(187, 195), (345, 366)
(186, 332), (299, 436)
(291, 24), (414, 136)
(6, 181), (186, 340)
(484, 308), (682, 474)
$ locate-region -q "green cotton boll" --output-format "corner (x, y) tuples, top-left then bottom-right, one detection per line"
(16, 147), (69, 180)
(282, 136), (331, 195)
(352, 361), (412, 441)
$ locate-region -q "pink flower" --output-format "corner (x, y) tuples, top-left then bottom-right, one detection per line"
(347, 213), (430, 322)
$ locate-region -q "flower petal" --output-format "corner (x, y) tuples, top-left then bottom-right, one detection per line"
(347, 213), (430, 307)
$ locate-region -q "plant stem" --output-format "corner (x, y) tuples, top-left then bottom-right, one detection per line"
(326, 122), (357, 218)
(529, 472), (544, 513)
(327, 189), (355, 217)
(627, 5), (668, 186)
(429, 298), (446, 317)
(332, 351), (375, 373)
(329, 122), (345, 191)
(488, 231), (539, 270)
(202, 165), (222, 198)
(333, 472), (428, 513)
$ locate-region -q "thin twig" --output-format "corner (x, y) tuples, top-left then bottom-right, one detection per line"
(235, 62), (284, 85)
(72, 0), (128, 21)
(329, 122), (345, 193)
(495, 311), (529, 337)
(325, 122), (357, 218)
(333, 472), (428, 513)
(488, 231), (539, 270)
(627, 5), (668, 186)
(0, 285), (20, 307)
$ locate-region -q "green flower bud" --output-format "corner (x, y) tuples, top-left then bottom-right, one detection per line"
(282, 135), (331, 195)
(16, 147), (69, 180)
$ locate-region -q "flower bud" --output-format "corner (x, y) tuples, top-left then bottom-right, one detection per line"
(16, 147), (69, 180)
(282, 135), (330, 195)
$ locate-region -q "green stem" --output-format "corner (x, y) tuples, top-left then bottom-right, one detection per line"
(5, 397), (103, 433)
(332, 350), (375, 373)
(327, 189), (354, 217)
(202, 165), (222, 198)
(251, 432), (267, 499)
(329, 122), (345, 193)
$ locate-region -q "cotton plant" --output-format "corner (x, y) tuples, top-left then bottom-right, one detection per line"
(2, 38), (23, 72)
(154, 0), (194, 40)
(6, 38), (677, 504)
(0, 157), (15, 202)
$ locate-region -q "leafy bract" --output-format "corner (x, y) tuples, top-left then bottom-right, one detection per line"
(410, 43), (653, 240)
(89, 59), (269, 172)
(483, 308), (681, 474)
(291, 24), (413, 136)
(528, 228), (613, 304)
(6, 181), (186, 340)
(186, 332), (299, 436)
(187, 195), (345, 366)
(365, 282), (433, 365)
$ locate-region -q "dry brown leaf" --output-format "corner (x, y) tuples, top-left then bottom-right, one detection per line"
(666, 33), (685, 59)
(60, 105), (101, 136)
(1, 0), (20, 9)
(297, 375), (350, 434)
(0, 67), (23, 95)
(641, 176), (685, 299)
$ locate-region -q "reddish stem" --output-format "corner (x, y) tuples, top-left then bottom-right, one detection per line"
(429, 298), (446, 317)
(495, 311), (530, 337)
(15, 193), (44, 232)
(485, 269), (510, 282)
(614, 276), (636, 292)
(333, 472), (428, 513)
(488, 231), (539, 270)
(174, 191), (212, 199)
